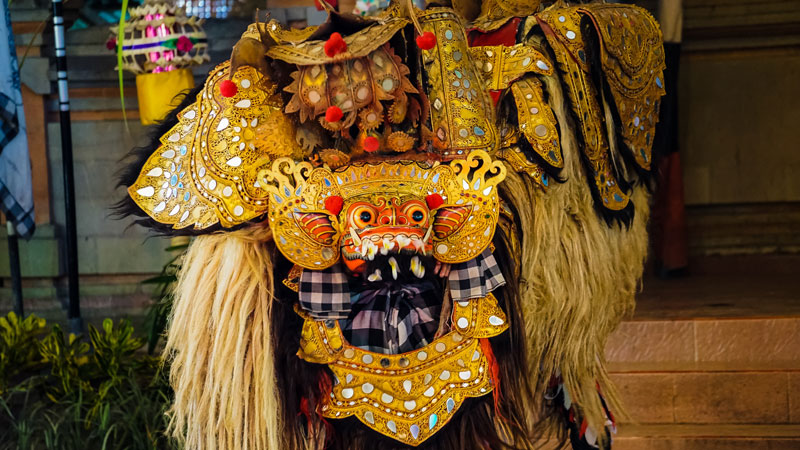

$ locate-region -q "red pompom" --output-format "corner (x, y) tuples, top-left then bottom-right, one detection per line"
(416, 31), (437, 50)
(314, 0), (337, 10)
(425, 193), (444, 210)
(324, 32), (347, 57)
(325, 105), (343, 123)
(106, 37), (117, 51)
(324, 195), (344, 215)
(219, 79), (238, 98)
(363, 136), (380, 153)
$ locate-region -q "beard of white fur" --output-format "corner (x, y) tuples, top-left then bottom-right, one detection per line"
(164, 225), (287, 450)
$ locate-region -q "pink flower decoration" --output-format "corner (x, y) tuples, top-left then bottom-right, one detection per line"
(176, 36), (194, 53)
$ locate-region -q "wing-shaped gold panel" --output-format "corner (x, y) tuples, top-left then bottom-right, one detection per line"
(582, 4), (666, 170)
(128, 61), (304, 229)
(510, 75), (562, 170)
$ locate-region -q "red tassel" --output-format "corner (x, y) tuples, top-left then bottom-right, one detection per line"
(219, 79), (238, 98)
(480, 338), (505, 420)
(325, 105), (343, 123)
(579, 418), (589, 438)
(299, 397), (312, 420)
(416, 31), (437, 50)
(324, 32), (347, 57)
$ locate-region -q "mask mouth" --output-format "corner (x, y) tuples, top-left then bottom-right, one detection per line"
(341, 226), (434, 274)
(358, 252), (437, 284)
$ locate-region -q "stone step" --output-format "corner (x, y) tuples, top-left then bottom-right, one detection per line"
(610, 370), (800, 425)
(606, 317), (800, 372)
(606, 315), (800, 428)
(615, 424), (800, 450)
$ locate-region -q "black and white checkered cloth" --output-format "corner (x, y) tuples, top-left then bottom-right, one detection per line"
(297, 248), (506, 353)
(0, 181), (34, 238)
(343, 282), (441, 354)
(299, 263), (351, 320)
(0, 93), (19, 153)
(0, 91), (34, 238)
(447, 247), (506, 301)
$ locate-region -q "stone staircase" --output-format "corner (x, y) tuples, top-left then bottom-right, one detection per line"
(605, 256), (800, 449)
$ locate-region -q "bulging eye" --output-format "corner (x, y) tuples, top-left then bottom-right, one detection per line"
(351, 205), (377, 229)
(406, 205), (427, 224)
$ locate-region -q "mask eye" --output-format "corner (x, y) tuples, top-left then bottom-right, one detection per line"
(351, 205), (377, 229)
(406, 205), (427, 225)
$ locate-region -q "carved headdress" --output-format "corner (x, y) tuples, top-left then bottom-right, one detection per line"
(120, 1), (665, 448)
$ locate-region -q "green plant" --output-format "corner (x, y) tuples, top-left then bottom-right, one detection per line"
(0, 313), (178, 450)
(0, 312), (47, 392)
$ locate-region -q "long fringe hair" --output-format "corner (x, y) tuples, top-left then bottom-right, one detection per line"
(498, 73), (650, 443)
(165, 224), (284, 450)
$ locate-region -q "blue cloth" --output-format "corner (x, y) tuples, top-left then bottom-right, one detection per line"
(0, 0), (34, 238)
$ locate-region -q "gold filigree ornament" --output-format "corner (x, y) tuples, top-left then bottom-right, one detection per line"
(419, 8), (498, 157)
(298, 293), (509, 446)
(468, 44), (553, 91)
(537, 5), (632, 213)
(129, 61), (305, 229)
(581, 3), (665, 170)
(510, 75), (562, 169)
(259, 150), (507, 269)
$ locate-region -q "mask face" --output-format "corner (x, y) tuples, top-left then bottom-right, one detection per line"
(263, 151), (507, 271)
(340, 196), (433, 274)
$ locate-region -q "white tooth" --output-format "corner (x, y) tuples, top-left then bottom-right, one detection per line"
(411, 256), (425, 278)
(383, 238), (395, 252)
(422, 223), (433, 243)
(366, 241), (378, 261)
(396, 235), (411, 249)
(389, 257), (399, 280)
(350, 227), (362, 246)
(380, 245), (389, 255)
(368, 269), (382, 282)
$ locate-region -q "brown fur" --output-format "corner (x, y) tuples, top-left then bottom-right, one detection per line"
(498, 73), (650, 443)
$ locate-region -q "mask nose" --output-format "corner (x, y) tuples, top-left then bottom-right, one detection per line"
(377, 207), (396, 225)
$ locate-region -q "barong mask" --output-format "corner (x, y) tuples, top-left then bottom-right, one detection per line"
(121, 1), (665, 448)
